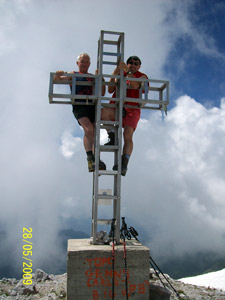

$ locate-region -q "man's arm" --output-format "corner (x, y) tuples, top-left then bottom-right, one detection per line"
(108, 62), (129, 94)
(126, 74), (147, 90)
(108, 65), (120, 94)
(53, 70), (73, 81)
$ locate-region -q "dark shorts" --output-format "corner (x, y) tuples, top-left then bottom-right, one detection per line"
(72, 105), (95, 124)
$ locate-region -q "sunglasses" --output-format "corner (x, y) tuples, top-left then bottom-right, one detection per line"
(128, 61), (140, 66)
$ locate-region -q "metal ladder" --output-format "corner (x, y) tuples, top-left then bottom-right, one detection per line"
(48, 29), (169, 245)
(91, 30), (125, 244)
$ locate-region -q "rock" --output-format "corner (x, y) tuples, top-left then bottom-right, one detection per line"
(9, 290), (17, 296)
(59, 290), (66, 298)
(149, 284), (171, 300)
(12, 280), (37, 296)
(0, 278), (18, 285)
(33, 269), (50, 282)
(1, 268), (225, 299)
(47, 293), (58, 300)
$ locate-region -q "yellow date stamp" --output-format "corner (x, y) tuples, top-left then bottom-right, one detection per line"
(22, 227), (33, 285)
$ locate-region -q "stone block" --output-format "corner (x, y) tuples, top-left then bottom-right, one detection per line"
(67, 239), (150, 300)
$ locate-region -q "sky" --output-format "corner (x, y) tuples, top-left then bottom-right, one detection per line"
(0, 0), (225, 278)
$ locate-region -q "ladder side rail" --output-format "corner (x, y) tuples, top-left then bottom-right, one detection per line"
(71, 76), (76, 97)
(49, 73), (54, 103)
(114, 32), (124, 243)
(94, 75), (101, 175)
(114, 74), (123, 244)
(166, 81), (170, 106)
(71, 76), (77, 105)
(144, 82), (148, 100)
(91, 66), (99, 241)
(92, 30), (104, 244)
(91, 77), (100, 244)
(97, 38), (100, 71)
(117, 38), (121, 66)
(159, 87), (163, 105)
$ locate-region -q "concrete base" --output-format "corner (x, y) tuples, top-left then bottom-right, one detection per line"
(67, 239), (150, 300)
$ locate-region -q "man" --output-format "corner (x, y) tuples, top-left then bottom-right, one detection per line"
(54, 53), (106, 172)
(101, 56), (148, 176)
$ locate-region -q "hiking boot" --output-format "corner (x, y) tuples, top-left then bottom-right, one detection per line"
(99, 160), (106, 170)
(104, 132), (115, 146)
(87, 156), (95, 172)
(112, 155), (129, 176)
(121, 155), (129, 176)
(112, 164), (118, 171)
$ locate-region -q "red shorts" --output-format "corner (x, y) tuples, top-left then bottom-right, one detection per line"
(123, 107), (140, 130)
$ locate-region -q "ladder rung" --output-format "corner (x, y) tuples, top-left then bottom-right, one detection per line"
(100, 97), (120, 102)
(102, 30), (122, 35)
(97, 219), (112, 225)
(102, 61), (118, 65)
(103, 40), (118, 45)
(100, 145), (119, 152)
(100, 103), (118, 109)
(100, 125), (115, 130)
(103, 52), (121, 57)
(98, 170), (118, 176)
(97, 194), (118, 200)
(102, 74), (121, 78)
(98, 199), (112, 206)
(101, 120), (119, 126)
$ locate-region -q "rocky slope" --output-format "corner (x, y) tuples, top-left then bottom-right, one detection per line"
(0, 269), (224, 300)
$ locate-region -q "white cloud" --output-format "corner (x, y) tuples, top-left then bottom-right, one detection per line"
(122, 96), (225, 256)
(0, 0), (225, 276)
(60, 132), (82, 159)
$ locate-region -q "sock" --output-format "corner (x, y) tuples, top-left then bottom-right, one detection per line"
(123, 154), (130, 160)
(86, 151), (94, 159)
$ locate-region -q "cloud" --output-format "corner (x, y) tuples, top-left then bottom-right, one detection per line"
(60, 132), (83, 159)
(0, 0), (225, 277)
(123, 95), (225, 257)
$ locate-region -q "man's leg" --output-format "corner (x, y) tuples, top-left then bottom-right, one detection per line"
(112, 126), (134, 176)
(78, 117), (95, 152)
(79, 116), (106, 172)
(123, 126), (134, 156)
(78, 117), (95, 172)
(121, 126), (134, 176)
